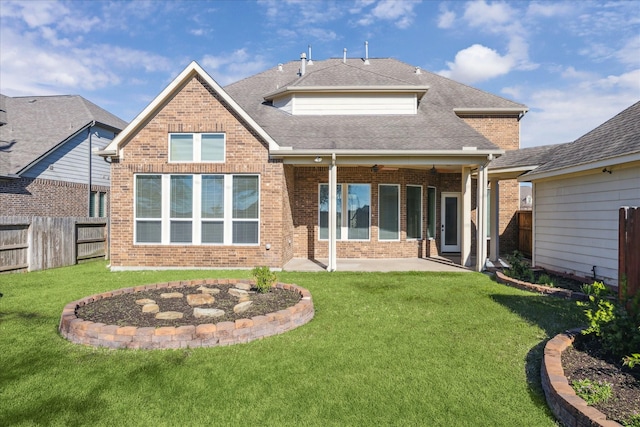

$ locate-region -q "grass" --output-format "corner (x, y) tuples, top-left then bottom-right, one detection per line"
(0, 261), (583, 426)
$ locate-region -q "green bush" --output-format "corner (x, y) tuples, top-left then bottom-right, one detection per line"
(623, 412), (640, 427)
(251, 266), (276, 294)
(571, 379), (612, 405)
(537, 274), (554, 287)
(504, 250), (533, 283)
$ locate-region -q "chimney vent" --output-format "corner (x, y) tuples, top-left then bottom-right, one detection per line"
(364, 41), (370, 65)
(343, 48), (347, 63)
(300, 52), (307, 76)
(308, 45), (313, 65)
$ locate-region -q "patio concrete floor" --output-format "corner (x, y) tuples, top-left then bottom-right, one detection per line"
(282, 257), (473, 272)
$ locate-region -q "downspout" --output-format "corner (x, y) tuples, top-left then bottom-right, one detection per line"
(87, 121), (95, 216)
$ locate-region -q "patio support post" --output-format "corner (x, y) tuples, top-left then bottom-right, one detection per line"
(476, 164), (488, 271)
(328, 153), (337, 271)
(489, 179), (500, 262)
(461, 167), (472, 267)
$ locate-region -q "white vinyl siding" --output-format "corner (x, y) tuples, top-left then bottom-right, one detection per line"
(533, 166), (640, 287)
(276, 93), (418, 116)
(134, 174), (259, 245)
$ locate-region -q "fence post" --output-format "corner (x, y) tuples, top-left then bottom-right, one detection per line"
(619, 207), (639, 301)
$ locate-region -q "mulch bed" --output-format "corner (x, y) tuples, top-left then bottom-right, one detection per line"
(75, 284), (301, 328)
(562, 335), (640, 424)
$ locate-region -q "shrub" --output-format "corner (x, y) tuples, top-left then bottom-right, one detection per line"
(571, 379), (612, 405)
(623, 353), (640, 369)
(623, 412), (640, 427)
(504, 250), (533, 283)
(537, 274), (554, 287)
(251, 266), (276, 294)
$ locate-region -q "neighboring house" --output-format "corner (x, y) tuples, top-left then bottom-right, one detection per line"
(0, 94), (127, 217)
(497, 102), (640, 287)
(101, 55), (528, 271)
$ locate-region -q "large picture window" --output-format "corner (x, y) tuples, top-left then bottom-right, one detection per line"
(379, 185), (399, 240)
(319, 183), (370, 240)
(169, 133), (225, 162)
(135, 174), (259, 245)
(406, 185), (422, 240)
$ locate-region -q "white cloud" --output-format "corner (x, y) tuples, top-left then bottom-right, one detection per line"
(463, 0), (514, 30)
(437, 6), (455, 29)
(201, 49), (271, 86)
(526, 2), (572, 18)
(354, 0), (420, 29)
(438, 44), (513, 83)
(616, 35), (640, 66)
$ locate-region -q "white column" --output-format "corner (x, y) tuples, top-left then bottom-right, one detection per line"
(328, 154), (337, 271)
(476, 165), (488, 271)
(461, 167), (472, 267)
(489, 179), (500, 262)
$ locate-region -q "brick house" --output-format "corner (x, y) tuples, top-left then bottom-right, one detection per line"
(101, 55), (527, 271)
(0, 94), (127, 217)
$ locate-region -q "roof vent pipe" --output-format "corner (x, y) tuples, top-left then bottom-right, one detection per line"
(415, 66), (421, 74)
(278, 63), (283, 72)
(300, 52), (306, 76)
(308, 45), (313, 65)
(343, 48), (347, 63)
(364, 41), (370, 65)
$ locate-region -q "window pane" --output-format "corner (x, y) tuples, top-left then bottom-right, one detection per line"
(202, 175), (224, 218)
(427, 187), (436, 239)
(136, 221), (161, 243)
(170, 134), (193, 161)
(89, 191), (96, 217)
(99, 192), (106, 217)
(136, 175), (161, 218)
(233, 176), (259, 219)
(406, 186), (422, 239)
(379, 185), (399, 240)
(170, 176), (193, 218)
(233, 222), (258, 244)
(201, 134), (225, 162)
(319, 184), (342, 240)
(347, 184), (370, 240)
(170, 221), (192, 243)
(202, 221), (224, 244)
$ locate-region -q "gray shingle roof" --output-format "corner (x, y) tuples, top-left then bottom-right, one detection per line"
(525, 101), (640, 176)
(0, 94), (127, 176)
(489, 144), (563, 170)
(224, 58), (527, 152)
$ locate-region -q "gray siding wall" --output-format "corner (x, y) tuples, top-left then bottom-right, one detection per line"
(533, 163), (640, 287)
(23, 125), (115, 187)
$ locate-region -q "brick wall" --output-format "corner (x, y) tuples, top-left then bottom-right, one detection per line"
(0, 177), (109, 217)
(461, 115), (521, 255)
(110, 75), (290, 269)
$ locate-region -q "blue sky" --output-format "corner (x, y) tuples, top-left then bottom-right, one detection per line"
(1, 0), (638, 148)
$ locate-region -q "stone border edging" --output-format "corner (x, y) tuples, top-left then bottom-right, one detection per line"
(59, 279), (314, 350)
(495, 271), (589, 300)
(542, 329), (622, 427)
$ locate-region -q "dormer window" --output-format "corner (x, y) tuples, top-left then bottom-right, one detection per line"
(169, 133), (225, 162)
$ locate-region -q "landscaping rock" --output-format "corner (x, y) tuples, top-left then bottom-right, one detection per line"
(197, 286), (220, 295)
(135, 298), (156, 305)
(235, 283), (252, 291)
(193, 308), (225, 319)
(233, 301), (253, 314)
(186, 293), (215, 306)
(155, 311), (183, 320)
(160, 292), (183, 299)
(228, 288), (249, 298)
(142, 303), (159, 313)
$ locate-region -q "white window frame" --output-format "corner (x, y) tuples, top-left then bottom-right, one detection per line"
(168, 133), (226, 163)
(134, 173), (259, 246)
(378, 184), (400, 241)
(318, 183), (371, 241)
(406, 184), (423, 240)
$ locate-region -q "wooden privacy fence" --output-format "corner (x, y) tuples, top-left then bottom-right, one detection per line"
(619, 207), (639, 300)
(0, 217), (107, 273)
(517, 210), (532, 258)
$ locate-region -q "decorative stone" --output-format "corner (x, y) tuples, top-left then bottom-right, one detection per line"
(142, 303), (159, 313)
(239, 296), (251, 303)
(135, 298), (156, 305)
(197, 286), (220, 295)
(155, 311), (183, 320)
(160, 292), (183, 299)
(233, 301), (253, 314)
(228, 288), (249, 298)
(186, 293), (215, 306)
(193, 308), (225, 319)
(235, 283), (252, 291)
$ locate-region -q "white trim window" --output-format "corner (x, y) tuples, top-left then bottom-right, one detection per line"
(406, 185), (422, 240)
(134, 174), (259, 245)
(378, 184), (400, 241)
(319, 183), (370, 241)
(169, 133), (225, 162)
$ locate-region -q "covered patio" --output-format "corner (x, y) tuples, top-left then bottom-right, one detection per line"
(283, 256), (473, 272)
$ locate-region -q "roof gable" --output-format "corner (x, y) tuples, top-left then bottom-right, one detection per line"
(102, 61), (279, 158)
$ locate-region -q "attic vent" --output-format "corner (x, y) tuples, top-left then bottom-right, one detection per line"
(415, 67), (421, 74)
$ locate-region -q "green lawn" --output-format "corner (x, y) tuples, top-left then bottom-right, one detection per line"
(0, 261), (582, 426)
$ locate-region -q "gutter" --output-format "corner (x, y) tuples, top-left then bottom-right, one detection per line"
(269, 148), (504, 157)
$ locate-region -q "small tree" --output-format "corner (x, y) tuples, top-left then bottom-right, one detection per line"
(251, 266), (276, 294)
